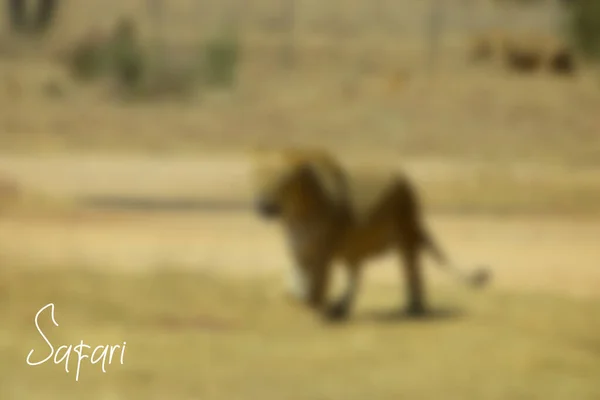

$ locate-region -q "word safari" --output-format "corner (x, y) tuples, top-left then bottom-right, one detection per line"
(26, 303), (127, 381)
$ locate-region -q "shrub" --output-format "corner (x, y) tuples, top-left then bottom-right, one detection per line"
(201, 34), (241, 88)
(108, 17), (146, 91)
(66, 16), (238, 100)
(66, 17), (145, 87)
(567, 0), (600, 60)
(492, 0), (544, 4)
(33, 0), (59, 35)
(7, 0), (27, 33)
(7, 0), (59, 35)
(68, 31), (108, 81)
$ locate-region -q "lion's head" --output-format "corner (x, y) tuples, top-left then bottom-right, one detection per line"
(251, 148), (348, 220)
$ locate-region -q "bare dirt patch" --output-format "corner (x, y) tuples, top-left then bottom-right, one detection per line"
(1, 154), (599, 400)
(2, 1), (599, 397)
(1, 209), (599, 300)
(3, 269), (600, 400)
(0, 153), (598, 299)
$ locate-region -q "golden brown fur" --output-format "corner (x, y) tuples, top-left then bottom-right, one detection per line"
(252, 147), (491, 321)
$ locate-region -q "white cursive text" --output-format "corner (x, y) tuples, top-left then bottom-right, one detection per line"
(26, 303), (127, 381)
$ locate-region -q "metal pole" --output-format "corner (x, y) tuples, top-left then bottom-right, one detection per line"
(426, 0), (444, 72)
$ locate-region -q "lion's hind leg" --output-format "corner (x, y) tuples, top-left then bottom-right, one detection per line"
(397, 231), (428, 317)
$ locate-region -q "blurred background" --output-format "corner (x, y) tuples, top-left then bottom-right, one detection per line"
(1, 0), (599, 398)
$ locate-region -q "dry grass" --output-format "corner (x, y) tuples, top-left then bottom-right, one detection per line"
(0, 0), (596, 163)
(3, 153), (600, 216)
(419, 166), (600, 214)
(1, 1), (599, 398)
(0, 169), (74, 217)
(2, 58), (600, 164)
(2, 268), (599, 399)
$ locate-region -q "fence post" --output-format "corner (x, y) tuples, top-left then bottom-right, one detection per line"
(363, 0), (385, 72)
(281, 0), (296, 68)
(7, 0), (27, 33)
(7, 0), (59, 35)
(222, 0), (247, 34)
(147, 0), (166, 71)
(426, 0), (444, 72)
(33, 0), (59, 34)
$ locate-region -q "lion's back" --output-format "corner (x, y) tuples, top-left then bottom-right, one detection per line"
(251, 147), (418, 262)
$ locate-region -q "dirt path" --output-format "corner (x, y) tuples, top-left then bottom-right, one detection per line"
(0, 154), (598, 299)
(2, 153), (600, 201)
(1, 210), (598, 299)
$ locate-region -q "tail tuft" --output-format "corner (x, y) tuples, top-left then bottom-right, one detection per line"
(420, 227), (491, 289)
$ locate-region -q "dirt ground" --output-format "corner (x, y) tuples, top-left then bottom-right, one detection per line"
(2, 1), (599, 397)
(2, 153), (600, 400)
(0, 153), (598, 300)
(3, 210), (600, 298)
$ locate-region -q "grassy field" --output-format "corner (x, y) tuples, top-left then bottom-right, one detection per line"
(3, 269), (600, 400)
(1, 0), (599, 398)
(3, 153), (600, 217)
(2, 58), (599, 164)
(0, 0), (596, 163)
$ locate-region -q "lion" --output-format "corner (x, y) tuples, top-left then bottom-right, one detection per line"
(251, 147), (491, 321)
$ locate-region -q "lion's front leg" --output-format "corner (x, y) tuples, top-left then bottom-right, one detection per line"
(284, 222), (337, 314)
(285, 256), (331, 312)
(326, 261), (361, 321)
(284, 255), (334, 316)
(284, 260), (309, 303)
(284, 223), (325, 306)
(306, 259), (333, 311)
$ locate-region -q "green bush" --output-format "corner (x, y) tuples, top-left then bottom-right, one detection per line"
(201, 34), (241, 88)
(66, 17), (145, 88)
(567, 0), (600, 60)
(493, 0), (544, 4)
(67, 17), (241, 100)
(108, 17), (146, 91)
(33, 0), (59, 35)
(68, 34), (108, 81)
(7, 0), (60, 35)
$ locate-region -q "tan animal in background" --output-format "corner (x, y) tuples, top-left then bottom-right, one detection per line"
(468, 29), (576, 75)
(251, 147), (491, 321)
(503, 33), (575, 74)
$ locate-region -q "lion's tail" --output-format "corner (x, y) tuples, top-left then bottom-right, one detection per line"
(419, 228), (491, 288)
